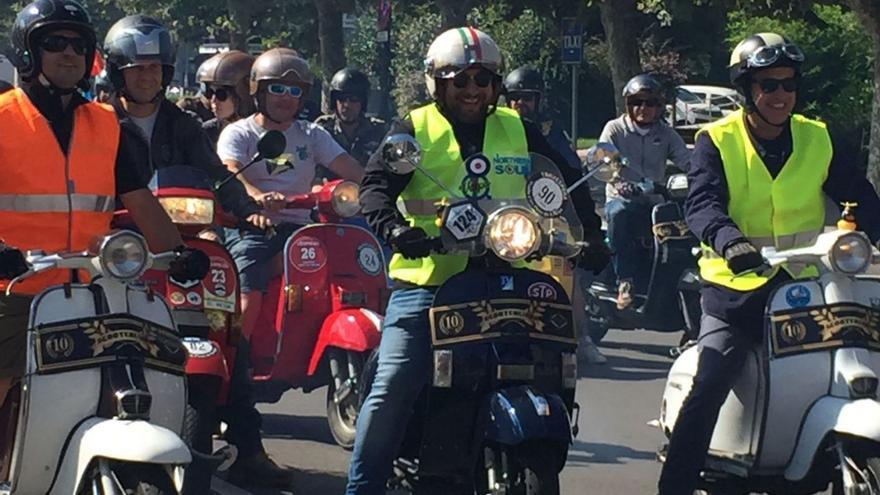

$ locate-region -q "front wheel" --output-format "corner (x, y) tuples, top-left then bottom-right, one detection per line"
(78, 460), (177, 495)
(326, 348), (364, 449)
(833, 439), (880, 494)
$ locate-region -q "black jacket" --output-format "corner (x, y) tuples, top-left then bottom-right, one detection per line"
(114, 98), (261, 219)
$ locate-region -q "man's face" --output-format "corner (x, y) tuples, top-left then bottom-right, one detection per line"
(750, 66), (797, 126)
(335, 93), (363, 123)
(263, 81), (303, 123)
(507, 92), (537, 119)
(440, 66), (497, 124)
(625, 91), (662, 125)
(38, 29), (87, 90)
(122, 60), (164, 102)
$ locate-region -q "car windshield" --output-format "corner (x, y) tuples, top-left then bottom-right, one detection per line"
(676, 88), (702, 104)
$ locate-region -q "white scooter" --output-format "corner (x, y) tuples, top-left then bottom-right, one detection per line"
(656, 228), (880, 494)
(0, 231), (191, 494)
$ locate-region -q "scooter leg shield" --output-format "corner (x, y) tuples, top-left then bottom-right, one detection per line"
(49, 417), (191, 494)
(482, 386), (572, 447)
(784, 397), (880, 482)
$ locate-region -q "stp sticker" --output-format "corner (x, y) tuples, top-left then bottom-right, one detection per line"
(357, 244), (382, 276)
(181, 337), (218, 358)
(289, 236), (328, 273)
(464, 154), (490, 177)
(785, 284), (812, 308)
(528, 282), (558, 300)
(169, 292), (185, 305)
(526, 172), (567, 218)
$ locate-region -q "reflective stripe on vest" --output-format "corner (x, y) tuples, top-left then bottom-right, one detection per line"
(0, 88), (119, 294)
(388, 104), (529, 287)
(697, 109), (832, 291)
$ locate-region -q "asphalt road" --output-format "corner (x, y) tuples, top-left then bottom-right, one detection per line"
(212, 328), (681, 495)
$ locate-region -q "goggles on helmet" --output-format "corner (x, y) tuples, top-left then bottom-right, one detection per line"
(747, 44), (804, 69)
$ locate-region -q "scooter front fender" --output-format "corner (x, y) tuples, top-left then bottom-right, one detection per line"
(50, 417), (191, 495)
(785, 397), (880, 481)
(307, 308), (382, 375)
(483, 386), (572, 446)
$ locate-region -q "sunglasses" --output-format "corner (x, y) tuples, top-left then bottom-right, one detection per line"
(267, 83), (304, 98)
(747, 44), (805, 69)
(627, 98), (660, 108)
(337, 94), (362, 104)
(508, 93), (537, 103)
(203, 86), (232, 102)
(39, 35), (88, 55)
(451, 70), (495, 89)
(756, 77), (798, 94)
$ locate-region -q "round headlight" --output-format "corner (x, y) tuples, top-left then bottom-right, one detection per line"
(830, 233), (872, 274)
(332, 181), (361, 218)
(485, 207), (540, 262)
(99, 231), (149, 280)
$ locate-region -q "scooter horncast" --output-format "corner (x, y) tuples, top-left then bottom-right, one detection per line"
(656, 227), (880, 494)
(0, 231), (191, 494)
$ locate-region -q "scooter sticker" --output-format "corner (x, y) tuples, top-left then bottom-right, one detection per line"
(204, 256), (237, 312)
(290, 236), (327, 273)
(182, 337), (218, 358)
(464, 154), (490, 177)
(785, 284), (812, 308)
(526, 172), (567, 218)
(357, 243), (382, 276)
(186, 291), (203, 306)
(527, 282), (557, 300)
(169, 292), (185, 305)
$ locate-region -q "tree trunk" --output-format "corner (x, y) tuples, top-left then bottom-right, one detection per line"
(597, 0), (642, 115)
(845, 0), (880, 187)
(226, 0), (253, 52)
(436, 0), (474, 29)
(314, 0), (347, 114)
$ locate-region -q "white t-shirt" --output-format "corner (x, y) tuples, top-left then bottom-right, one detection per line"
(130, 110), (159, 146)
(217, 115), (345, 224)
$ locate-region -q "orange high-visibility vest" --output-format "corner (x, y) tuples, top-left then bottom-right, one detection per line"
(0, 88), (119, 294)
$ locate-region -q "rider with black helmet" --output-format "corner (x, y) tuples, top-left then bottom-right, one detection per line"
(0, 0), (203, 443)
(658, 33), (880, 494)
(315, 68), (388, 177)
(93, 68), (113, 102)
(599, 73), (690, 310)
(504, 66), (580, 169)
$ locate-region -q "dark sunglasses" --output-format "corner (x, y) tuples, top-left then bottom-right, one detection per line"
(337, 94), (362, 104)
(508, 93), (537, 103)
(756, 77), (798, 94)
(203, 86), (232, 102)
(39, 34), (88, 55)
(627, 98), (660, 108)
(267, 83), (304, 97)
(451, 70), (495, 89)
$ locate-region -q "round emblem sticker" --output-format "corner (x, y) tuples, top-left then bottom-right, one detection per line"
(465, 154), (490, 176)
(205, 256), (237, 298)
(526, 172), (567, 218)
(289, 236), (327, 273)
(357, 244), (382, 277)
(169, 292), (185, 305)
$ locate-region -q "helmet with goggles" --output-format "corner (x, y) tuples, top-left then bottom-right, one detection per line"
(249, 48), (312, 96)
(729, 33), (804, 88)
(423, 27), (503, 99)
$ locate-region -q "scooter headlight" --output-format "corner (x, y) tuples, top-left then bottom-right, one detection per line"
(829, 233), (872, 274)
(331, 181), (361, 218)
(485, 206), (540, 262)
(99, 231), (149, 280)
(157, 197), (215, 225)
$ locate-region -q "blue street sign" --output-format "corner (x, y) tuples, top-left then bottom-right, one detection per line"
(561, 18), (583, 65)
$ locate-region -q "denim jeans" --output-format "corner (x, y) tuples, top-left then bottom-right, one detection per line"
(346, 287), (436, 495)
(605, 197), (652, 287)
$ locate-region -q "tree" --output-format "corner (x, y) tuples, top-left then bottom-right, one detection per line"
(844, 0), (880, 184)
(313, 0), (347, 112)
(597, 0), (642, 115)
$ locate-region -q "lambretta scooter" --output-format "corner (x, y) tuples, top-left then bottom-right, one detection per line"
(360, 135), (584, 494)
(656, 226), (880, 494)
(248, 179), (386, 449)
(0, 231), (190, 494)
(583, 142), (701, 344)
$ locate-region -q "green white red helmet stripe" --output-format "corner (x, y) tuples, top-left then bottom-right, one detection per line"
(456, 26), (483, 61)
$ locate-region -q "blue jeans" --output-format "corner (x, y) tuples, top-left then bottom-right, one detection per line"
(605, 198), (652, 287)
(346, 287), (436, 494)
(223, 224), (299, 292)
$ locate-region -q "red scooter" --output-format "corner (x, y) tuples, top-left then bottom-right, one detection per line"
(250, 179), (387, 448)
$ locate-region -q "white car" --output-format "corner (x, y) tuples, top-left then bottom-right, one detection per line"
(679, 84), (742, 115)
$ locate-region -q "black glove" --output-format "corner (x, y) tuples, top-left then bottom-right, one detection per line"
(388, 226), (433, 260)
(0, 242), (28, 279)
(169, 245), (210, 283)
(578, 236), (612, 274)
(614, 181), (641, 199)
(722, 240), (764, 275)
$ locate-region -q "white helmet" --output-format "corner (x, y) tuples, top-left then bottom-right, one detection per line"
(424, 27), (504, 99)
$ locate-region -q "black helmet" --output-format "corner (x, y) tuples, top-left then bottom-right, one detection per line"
(504, 66), (543, 95)
(729, 32), (803, 91)
(103, 15), (176, 92)
(329, 68), (370, 107)
(93, 68), (111, 93)
(622, 73), (664, 101)
(8, 0), (96, 86)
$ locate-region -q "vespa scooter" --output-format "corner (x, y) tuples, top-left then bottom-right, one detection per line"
(249, 179), (386, 449)
(656, 226), (880, 494)
(0, 231), (190, 494)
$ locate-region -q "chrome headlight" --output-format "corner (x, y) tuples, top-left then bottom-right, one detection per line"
(485, 206), (540, 262)
(331, 181), (361, 218)
(158, 197), (215, 225)
(99, 231), (149, 280)
(829, 233), (872, 274)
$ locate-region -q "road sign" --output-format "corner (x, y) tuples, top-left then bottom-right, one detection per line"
(561, 18), (583, 65)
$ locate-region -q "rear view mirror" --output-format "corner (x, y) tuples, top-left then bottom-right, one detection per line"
(584, 142), (625, 183)
(257, 130), (287, 160)
(381, 134), (422, 175)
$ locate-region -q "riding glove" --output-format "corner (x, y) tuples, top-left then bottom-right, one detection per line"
(169, 245), (211, 282)
(722, 240), (764, 275)
(578, 236), (612, 274)
(614, 181), (641, 199)
(0, 242), (29, 279)
(389, 226), (433, 260)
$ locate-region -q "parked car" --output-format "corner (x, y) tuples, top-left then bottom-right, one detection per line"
(667, 87), (724, 126)
(679, 84), (742, 115)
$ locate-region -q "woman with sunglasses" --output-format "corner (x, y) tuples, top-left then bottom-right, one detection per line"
(599, 73), (690, 311)
(658, 32), (880, 495)
(197, 50), (256, 146)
